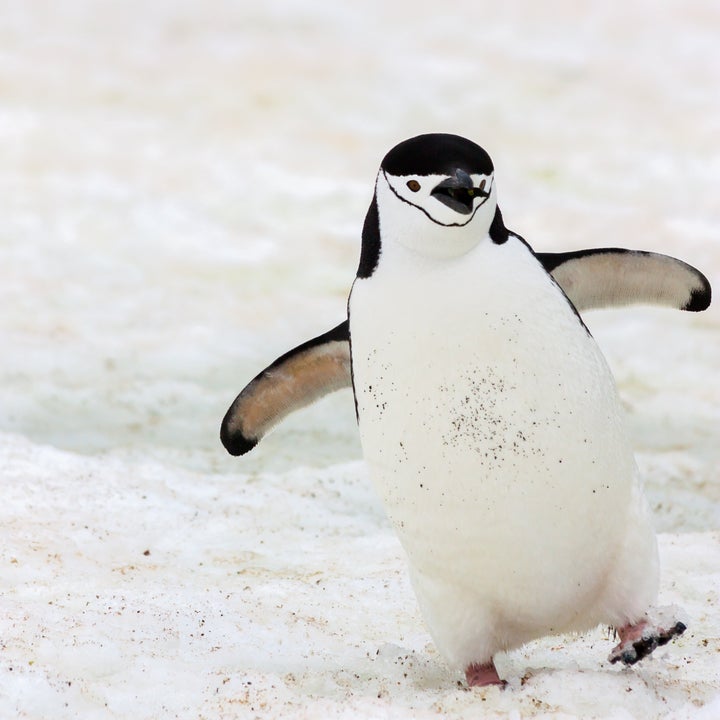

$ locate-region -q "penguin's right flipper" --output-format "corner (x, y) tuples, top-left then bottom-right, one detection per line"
(539, 248), (711, 312)
(220, 321), (351, 456)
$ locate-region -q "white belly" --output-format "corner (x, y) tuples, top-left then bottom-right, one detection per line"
(349, 237), (657, 667)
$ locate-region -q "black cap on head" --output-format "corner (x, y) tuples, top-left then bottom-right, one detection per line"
(381, 133), (494, 177)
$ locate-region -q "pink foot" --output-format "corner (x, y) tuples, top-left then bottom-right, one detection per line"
(609, 614), (686, 666)
(464, 661), (506, 688)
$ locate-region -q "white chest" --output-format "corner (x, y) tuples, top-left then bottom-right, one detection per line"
(349, 237), (636, 607)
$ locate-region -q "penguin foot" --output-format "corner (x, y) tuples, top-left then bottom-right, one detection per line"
(464, 661), (506, 688)
(608, 615), (686, 666)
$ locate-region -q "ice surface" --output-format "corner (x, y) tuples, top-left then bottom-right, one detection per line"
(1, 1), (719, 717)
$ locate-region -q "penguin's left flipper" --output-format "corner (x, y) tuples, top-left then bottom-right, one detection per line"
(538, 248), (711, 312)
(220, 321), (350, 456)
(221, 248), (712, 456)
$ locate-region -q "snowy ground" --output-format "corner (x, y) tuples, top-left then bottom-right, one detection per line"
(1, 1), (719, 718)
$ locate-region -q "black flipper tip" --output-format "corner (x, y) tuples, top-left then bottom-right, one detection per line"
(684, 279), (712, 312)
(220, 422), (258, 457)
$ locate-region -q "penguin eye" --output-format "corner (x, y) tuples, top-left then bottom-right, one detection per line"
(406, 180), (421, 192)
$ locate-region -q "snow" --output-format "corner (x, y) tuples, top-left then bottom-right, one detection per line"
(1, 1), (719, 717)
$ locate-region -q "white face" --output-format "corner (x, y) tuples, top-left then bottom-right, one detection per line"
(382, 169), (495, 227)
(376, 168), (498, 260)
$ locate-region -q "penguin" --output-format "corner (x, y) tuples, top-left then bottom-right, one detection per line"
(221, 134), (711, 686)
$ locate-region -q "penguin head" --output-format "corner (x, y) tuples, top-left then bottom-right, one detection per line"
(375, 134), (498, 260)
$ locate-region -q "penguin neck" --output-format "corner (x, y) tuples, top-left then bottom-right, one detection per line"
(357, 194), (381, 279)
(356, 189), (509, 280)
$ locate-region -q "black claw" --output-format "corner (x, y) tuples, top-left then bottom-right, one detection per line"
(630, 636), (659, 664)
(621, 651), (636, 665)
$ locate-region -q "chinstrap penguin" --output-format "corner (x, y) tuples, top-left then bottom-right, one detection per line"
(221, 133), (710, 686)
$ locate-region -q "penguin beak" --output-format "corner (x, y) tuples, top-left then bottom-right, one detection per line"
(431, 169), (488, 215)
